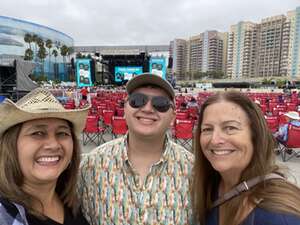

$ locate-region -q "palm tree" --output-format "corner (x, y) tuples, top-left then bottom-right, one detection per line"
(35, 37), (46, 75)
(24, 48), (34, 61)
(36, 37), (44, 48)
(67, 46), (74, 62)
(37, 46), (47, 75)
(24, 33), (33, 50)
(60, 45), (69, 80)
(52, 49), (58, 80)
(46, 39), (53, 78)
(32, 34), (38, 61)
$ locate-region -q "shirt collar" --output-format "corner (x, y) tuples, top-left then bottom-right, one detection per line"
(120, 133), (173, 167)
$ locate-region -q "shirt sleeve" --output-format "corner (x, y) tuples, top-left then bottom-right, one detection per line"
(77, 154), (97, 225)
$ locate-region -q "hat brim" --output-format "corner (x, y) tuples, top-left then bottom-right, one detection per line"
(284, 113), (300, 120)
(126, 73), (175, 99)
(0, 99), (89, 137)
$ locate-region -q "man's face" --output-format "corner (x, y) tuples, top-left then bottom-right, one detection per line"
(124, 86), (175, 139)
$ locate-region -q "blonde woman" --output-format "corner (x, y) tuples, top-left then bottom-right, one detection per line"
(192, 91), (300, 225)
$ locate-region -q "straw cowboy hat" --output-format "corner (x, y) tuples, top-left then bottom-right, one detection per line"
(284, 111), (300, 120)
(0, 88), (89, 137)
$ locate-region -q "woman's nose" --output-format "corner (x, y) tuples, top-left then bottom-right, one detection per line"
(210, 130), (226, 145)
(43, 135), (61, 149)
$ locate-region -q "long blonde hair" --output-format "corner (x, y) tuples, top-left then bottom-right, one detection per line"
(0, 121), (81, 217)
(192, 91), (300, 225)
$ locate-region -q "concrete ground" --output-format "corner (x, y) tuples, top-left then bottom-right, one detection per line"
(79, 133), (300, 187)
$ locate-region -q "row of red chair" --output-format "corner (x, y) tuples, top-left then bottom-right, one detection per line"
(82, 114), (128, 146)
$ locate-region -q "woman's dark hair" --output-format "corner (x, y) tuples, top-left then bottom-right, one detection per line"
(0, 120), (81, 217)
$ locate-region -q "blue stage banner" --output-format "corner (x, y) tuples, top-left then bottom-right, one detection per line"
(114, 66), (143, 82)
(76, 59), (92, 87)
(149, 57), (166, 79)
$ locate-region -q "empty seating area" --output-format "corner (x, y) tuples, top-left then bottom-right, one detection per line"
(49, 88), (300, 157)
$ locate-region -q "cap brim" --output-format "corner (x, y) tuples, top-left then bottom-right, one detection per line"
(126, 73), (174, 99)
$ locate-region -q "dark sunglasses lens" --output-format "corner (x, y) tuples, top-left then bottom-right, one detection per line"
(129, 93), (148, 108)
(152, 96), (171, 112)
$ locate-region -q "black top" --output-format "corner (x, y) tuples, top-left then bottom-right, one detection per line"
(26, 207), (90, 225)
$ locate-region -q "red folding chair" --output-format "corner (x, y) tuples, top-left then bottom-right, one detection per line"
(286, 103), (297, 111)
(82, 115), (104, 146)
(116, 107), (125, 117)
(265, 116), (279, 133)
(174, 119), (194, 152)
(112, 116), (128, 138)
(102, 109), (114, 134)
(176, 110), (189, 120)
(188, 106), (199, 120)
(278, 124), (300, 161)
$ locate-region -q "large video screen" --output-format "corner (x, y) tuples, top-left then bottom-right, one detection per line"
(76, 59), (92, 87)
(149, 57), (166, 79)
(114, 66), (143, 82)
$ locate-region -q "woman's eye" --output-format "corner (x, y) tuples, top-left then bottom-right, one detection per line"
(225, 126), (238, 133)
(226, 126), (236, 130)
(57, 131), (71, 137)
(31, 131), (44, 136)
(201, 127), (212, 133)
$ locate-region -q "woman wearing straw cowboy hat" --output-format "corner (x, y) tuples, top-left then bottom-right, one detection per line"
(275, 111), (300, 143)
(0, 88), (90, 225)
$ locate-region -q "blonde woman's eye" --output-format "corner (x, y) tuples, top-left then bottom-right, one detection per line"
(227, 126), (236, 130)
(201, 127), (212, 133)
(225, 126), (238, 133)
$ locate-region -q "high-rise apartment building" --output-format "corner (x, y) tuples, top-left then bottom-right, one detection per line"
(227, 6), (300, 80)
(257, 15), (287, 78)
(226, 22), (259, 79)
(287, 7), (300, 79)
(187, 34), (202, 77)
(169, 39), (187, 80)
(187, 31), (226, 75)
(170, 31), (227, 80)
(170, 6), (300, 81)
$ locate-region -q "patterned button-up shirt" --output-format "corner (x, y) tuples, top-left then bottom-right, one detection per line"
(78, 134), (194, 225)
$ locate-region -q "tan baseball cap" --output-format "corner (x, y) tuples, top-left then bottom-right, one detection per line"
(126, 73), (175, 99)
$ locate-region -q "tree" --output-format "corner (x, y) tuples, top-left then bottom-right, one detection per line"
(276, 79), (287, 88)
(60, 45), (69, 80)
(52, 49), (59, 80)
(37, 46), (47, 75)
(46, 39), (53, 77)
(36, 37), (44, 48)
(193, 71), (203, 80)
(52, 49), (58, 63)
(76, 52), (83, 58)
(24, 48), (34, 61)
(31, 34), (39, 62)
(24, 33), (33, 50)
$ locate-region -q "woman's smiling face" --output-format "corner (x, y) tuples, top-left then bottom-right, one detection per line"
(17, 118), (73, 187)
(200, 100), (254, 179)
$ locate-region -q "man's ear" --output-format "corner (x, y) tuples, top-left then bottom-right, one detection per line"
(170, 111), (176, 127)
(124, 96), (129, 104)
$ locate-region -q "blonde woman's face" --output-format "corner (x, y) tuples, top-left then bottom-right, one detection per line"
(17, 118), (73, 188)
(200, 101), (254, 180)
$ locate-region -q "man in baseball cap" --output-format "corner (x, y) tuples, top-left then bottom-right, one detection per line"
(79, 73), (194, 225)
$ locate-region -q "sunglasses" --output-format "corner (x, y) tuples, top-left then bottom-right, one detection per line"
(128, 92), (173, 113)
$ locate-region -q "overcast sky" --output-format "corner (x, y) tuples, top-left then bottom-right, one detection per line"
(1, 0), (299, 46)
